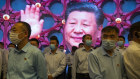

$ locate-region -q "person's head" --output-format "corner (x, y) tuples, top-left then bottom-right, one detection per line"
(101, 26), (119, 50)
(9, 21), (31, 45)
(59, 45), (64, 50)
(59, 45), (64, 52)
(50, 36), (59, 51)
(117, 36), (125, 47)
(71, 46), (77, 54)
(0, 42), (4, 49)
(64, 2), (104, 50)
(82, 34), (92, 46)
(79, 43), (84, 48)
(29, 38), (39, 48)
(129, 21), (140, 44)
(8, 43), (16, 48)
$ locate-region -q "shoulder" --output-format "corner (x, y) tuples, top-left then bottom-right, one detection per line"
(75, 48), (83, 54)
(27, 45), (43, 56)
(91, 47), (102, 56)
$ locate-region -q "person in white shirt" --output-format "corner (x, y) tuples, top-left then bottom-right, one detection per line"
(117, 36), (126, 55)
(45, 36), (66, 79)
(72, 34), (94, 79)
(66, 46), (77, 79)
(123, 21), (140, 79)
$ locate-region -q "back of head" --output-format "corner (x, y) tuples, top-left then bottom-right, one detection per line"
(17, 21), (31, 38)
(72, 46), (78, 52)
(29, 38), (39, 46)
(65, 2), (104, 26)
(129, 21), (140, 39)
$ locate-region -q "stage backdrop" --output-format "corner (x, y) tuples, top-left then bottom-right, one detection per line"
(0, 0), (140, 48)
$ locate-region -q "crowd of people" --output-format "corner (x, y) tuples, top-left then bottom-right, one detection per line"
(0, 21), (139, 79)
(0, 2), (139, 79)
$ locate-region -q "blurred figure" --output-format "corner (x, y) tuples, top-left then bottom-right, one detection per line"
(88, 26), (126, 79)
(29, 38), (39, 48)
(43, 45), (51, 54)
(45, 36), (66, 79)
(78, 43), (84, 48)
(7, 43), (16, 53)
(7, 21), (47, 79)
(0, 42), (7, 79)
(59, 45), (66, 53)
(72, 34), (93, 79)
(66, 46), (77, 79)
(117, 36), (126, 54)
(123, 21), (140, 79)
(0, 42), (4, 49)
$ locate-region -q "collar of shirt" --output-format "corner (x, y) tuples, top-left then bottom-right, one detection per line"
(131, 41), (140, 49)
(15, 42), (31, 54)
(100, 47), (117, 57)
(81, 46), (93, 52)
(49, 49), (59, 54)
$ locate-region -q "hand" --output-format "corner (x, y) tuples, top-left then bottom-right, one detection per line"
(20, 5), (44, 38)
(48, 75), (53, 79)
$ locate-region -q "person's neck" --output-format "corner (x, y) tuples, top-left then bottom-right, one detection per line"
(105, 49), (114, 56)
(51, 48), (57, 54)
(17, 38), (28, 50)
(84, 45), (91, 51)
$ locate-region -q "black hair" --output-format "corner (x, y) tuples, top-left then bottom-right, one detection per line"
(129, 21), (140, 38)
(8, 43), (16, 48)
(65, 2), (104, 26)
(72, 46), (77, 52)
(29, 38), (39, 46)
(79, 43), (84, 47)
(102, 26), (119, 34)
(82, 34), (92, 42)
(0, 42), (4, 47)
(17, 21), (31, 38)
(50, 36), (59, 45)
(0, 42), (4, 45)
(59, 45), (64, 48)
(119, 36), (125, 41)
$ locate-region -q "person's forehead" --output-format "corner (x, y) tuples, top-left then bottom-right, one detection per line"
(102, 31), (118, 35)
(68, 11), (96, 20)
(50, 40), (57, 43)
(11, 23), (24, 30)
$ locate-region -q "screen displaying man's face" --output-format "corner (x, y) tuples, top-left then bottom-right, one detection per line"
(64, 11), (98, 49)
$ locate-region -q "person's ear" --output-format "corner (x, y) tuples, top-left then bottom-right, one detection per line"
(24, 31), (28, 37)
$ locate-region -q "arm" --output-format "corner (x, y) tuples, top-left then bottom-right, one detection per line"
(52, 53), (66, 78)
(35, 51), (48, 79)
(88, 53), (103, 79)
